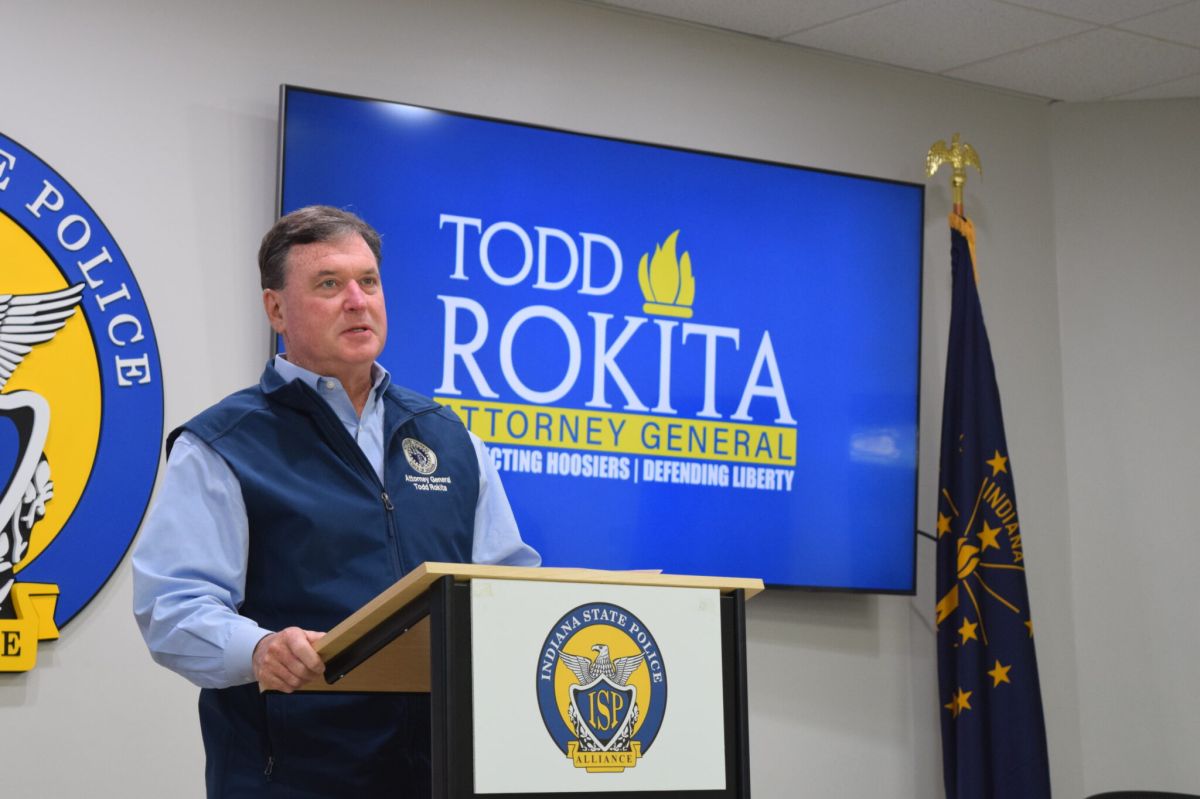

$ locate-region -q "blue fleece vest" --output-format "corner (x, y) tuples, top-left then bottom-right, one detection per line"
(173, 364), (478, 797)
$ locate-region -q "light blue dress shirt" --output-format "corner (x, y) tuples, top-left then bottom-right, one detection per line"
(132, 356), (539, 689)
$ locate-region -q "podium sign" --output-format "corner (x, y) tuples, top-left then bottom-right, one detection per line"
(308, 564), (761, 797)
(471, 578), (726, 793)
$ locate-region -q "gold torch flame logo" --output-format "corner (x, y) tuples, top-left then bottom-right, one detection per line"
(638, 230), (695, 318)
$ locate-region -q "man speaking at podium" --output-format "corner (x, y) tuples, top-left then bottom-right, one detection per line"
(133, 206), (540, 797)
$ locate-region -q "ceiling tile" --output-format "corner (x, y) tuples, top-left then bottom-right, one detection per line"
(997, 0), (1190, 25)
(946, 27), (1200, 100)
(587, 0), (900, 39)
(1107, 70), (1200, 98)
(782, 0), (1091, 73)
(574, 0), (1200, 100)
(1116, 1), (1200, 47)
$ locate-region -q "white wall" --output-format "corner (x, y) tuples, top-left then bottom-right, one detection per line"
(0, 1), (1093, 796)
(1051, 99), (1200, 796)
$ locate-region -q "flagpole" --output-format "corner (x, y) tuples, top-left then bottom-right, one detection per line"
(928, 133), (983, 282)
(926, 133), (982, 218)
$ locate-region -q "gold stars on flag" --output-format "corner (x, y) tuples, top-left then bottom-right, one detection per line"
(987, 450), (1008, 476)
(1025, 619), (1034, 638)
(938, 512), (953, 537)
(977, 521), (1002, 552)
(944, 688), (973, 718)
(988, 660), (1012, 687)
(958, 617), (979, 644)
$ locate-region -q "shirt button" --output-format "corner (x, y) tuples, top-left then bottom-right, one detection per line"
(323, 380), (336, 390)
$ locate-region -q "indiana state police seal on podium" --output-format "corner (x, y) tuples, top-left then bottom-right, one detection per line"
(537, 601), (667, 773)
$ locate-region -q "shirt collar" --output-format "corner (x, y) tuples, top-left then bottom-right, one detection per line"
(272, 354), (391, 398)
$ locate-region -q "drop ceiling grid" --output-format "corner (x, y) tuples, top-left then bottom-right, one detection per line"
(583, 0), (1200, 101)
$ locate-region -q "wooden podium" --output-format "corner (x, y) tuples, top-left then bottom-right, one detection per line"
(305, 563), (763, 798)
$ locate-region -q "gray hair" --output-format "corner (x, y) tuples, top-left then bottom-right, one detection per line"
(258, 205), (382, 290)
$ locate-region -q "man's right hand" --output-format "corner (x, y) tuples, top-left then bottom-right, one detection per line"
(252, 627), (325, 692)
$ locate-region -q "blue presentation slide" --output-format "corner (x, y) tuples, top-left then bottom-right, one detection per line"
(280, 87), (922, 591)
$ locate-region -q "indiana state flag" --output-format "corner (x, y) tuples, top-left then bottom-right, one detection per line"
(935, 214), (1051, 798)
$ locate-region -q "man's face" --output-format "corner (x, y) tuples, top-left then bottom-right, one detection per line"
(263, 233), (387, 381)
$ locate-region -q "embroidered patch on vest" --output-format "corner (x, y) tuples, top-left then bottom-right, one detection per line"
(402, 437), (438, 475)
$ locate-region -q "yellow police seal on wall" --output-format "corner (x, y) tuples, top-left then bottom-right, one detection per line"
(0, 132), (162, 671)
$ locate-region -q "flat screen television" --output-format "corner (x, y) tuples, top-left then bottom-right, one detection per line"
(277, 85), (923, 592)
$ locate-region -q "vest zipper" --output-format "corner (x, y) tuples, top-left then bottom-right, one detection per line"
(261, 692), (276, 782)
(381, 491), (395, 511)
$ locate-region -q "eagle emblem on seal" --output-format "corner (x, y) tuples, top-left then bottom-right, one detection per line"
(0, 284), (83, 619)
(559, 644), (646, 753)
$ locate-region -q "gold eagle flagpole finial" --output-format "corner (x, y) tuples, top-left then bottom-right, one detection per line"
(926, 133), (982, 217)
